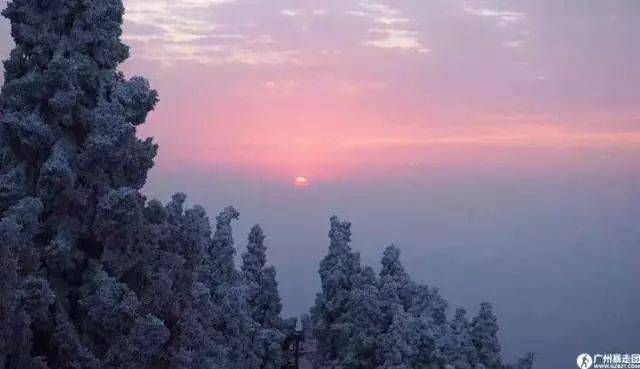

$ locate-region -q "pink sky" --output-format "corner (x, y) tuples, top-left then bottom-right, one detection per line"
(1, 3), (639, 366)
(17, 0), (635, 182)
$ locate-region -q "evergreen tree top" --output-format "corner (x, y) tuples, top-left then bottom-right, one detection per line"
(242, 224), (267, 274)
(329, 215), (352, 249)
(214, 206), (240, 240)
(380, 244), (406, 278)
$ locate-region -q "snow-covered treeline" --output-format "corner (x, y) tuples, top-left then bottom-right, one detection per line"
(310, 217), (534, 369)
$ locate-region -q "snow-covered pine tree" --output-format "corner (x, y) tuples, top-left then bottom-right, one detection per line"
(445, 308), (477, 369)
(0, 0), (159, 366)
(379, 246), (443, 368)
(470, 303), (504, 369)
(241, 224), (285, 369)
(377, 258), (413, 369)
(380, 245), (415, 311)
(311, 216), (362, 367)
(242, 224), (283, 328)
(0, 1), (284, 368)
(198, 207), (265, 369)
(377, 305), (413, 369)
(344, 266), (383, 369)
(160, 194), (232, 369)
(209, 206), (241, 287)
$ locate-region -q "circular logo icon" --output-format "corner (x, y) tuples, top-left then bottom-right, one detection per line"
(577, 354), (593, 369)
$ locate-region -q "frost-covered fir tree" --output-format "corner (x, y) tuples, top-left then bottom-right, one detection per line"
(380, 245), (415, 310)
(377, 306), (413, 369)
(242, 225), (283, 328)
(470, 303), (503, 369)
(344, 266), (383, 369)
(208, 206), (241, 287)
(445, 308), (477, 369)
(0, 1), (284, 368)
(311, 216), (362, 367)
(241, 225), (285, 369)
(377, 258), (413, 369)
(0, 0), (158, 366)
(407, 284), (449, 368)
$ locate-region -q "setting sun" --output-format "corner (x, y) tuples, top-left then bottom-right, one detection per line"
(293, 177), (309, 187)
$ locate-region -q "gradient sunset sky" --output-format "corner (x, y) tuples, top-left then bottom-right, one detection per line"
(1, 1), (639, 368)
(1, 1), (639, 180)
(71, 0), (640, 181)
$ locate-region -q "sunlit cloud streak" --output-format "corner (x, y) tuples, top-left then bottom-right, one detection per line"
(347, 0), (428, 52)
(123, 0), (299, 66)
(464, 6), (526, 26)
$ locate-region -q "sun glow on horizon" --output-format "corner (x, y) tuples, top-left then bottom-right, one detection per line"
(293, 176), (309, 187)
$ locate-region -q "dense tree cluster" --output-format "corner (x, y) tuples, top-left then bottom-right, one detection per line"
(0, 1), (533, 369)
(310, 218), (534, 369)
(0, 0), (283, 368)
